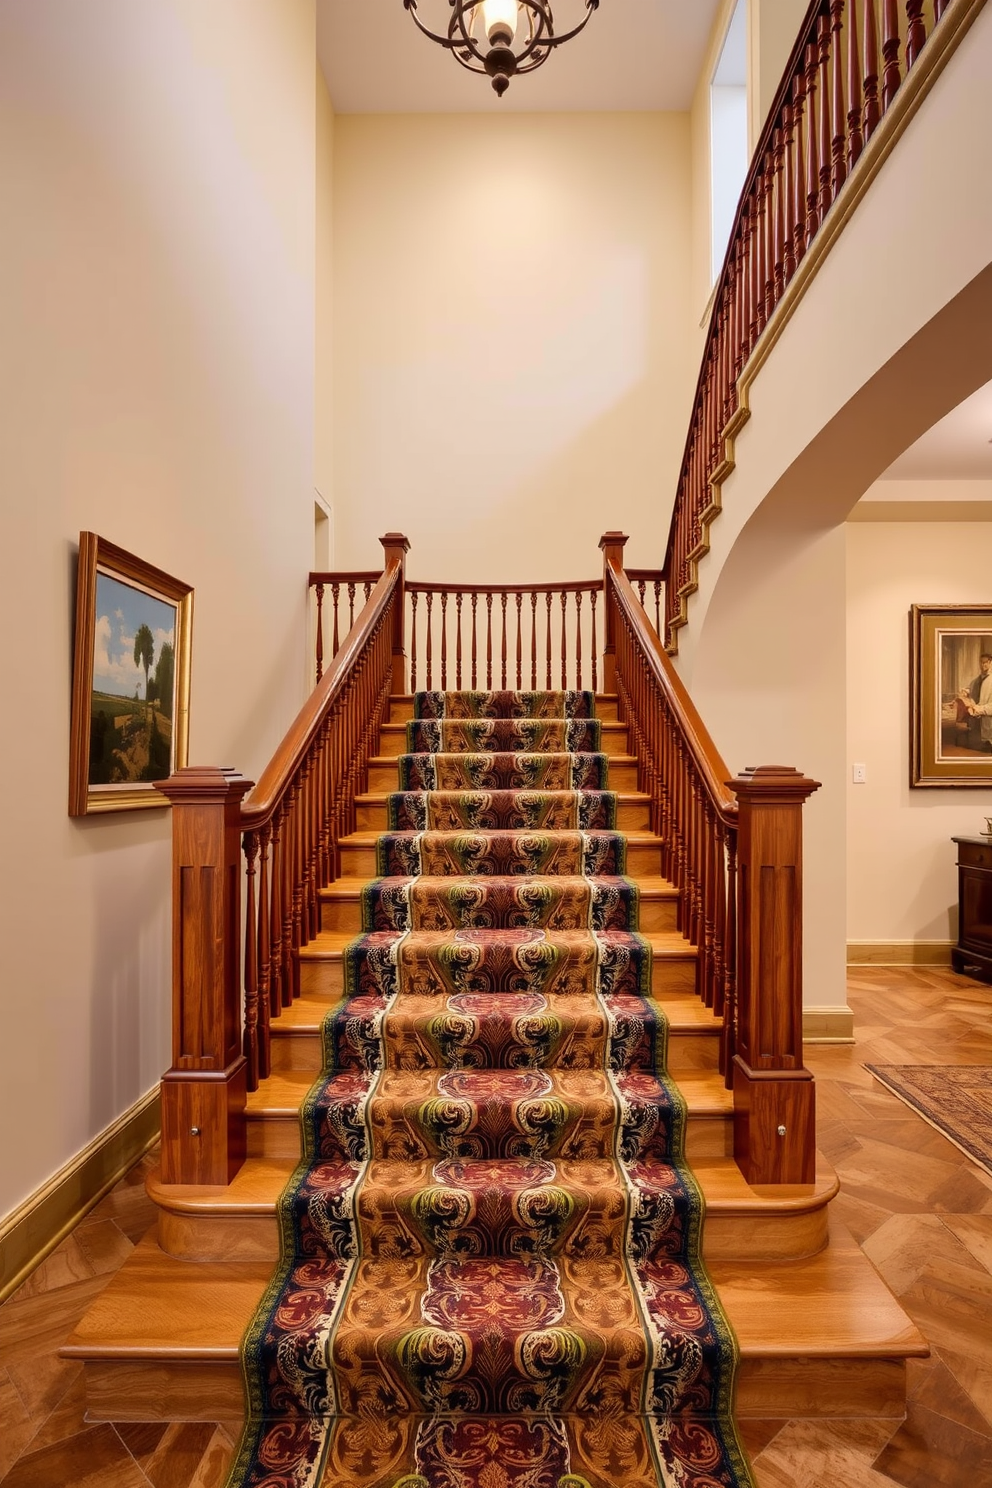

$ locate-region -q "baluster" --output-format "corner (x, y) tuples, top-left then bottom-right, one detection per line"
(440, 591), (448, 691)
(268, 806), (284, 1017)
(722, 829), (738, 1086)
(817, 15), (833, 218)
(934, 0), (949, 18)
(243, 830), (260, 1090)
(545, 592), (553, 689)
(515, 593), (523, 688)
(881, 0), (901, 108)
(471, 593), (478, 688)
(257, 822), (272, 1078)
(763, 147), (777, 322)
(771, 126), (786, 306)
(425, 591), (433, 691)
(805, 40), (821, 243)
(780, 102), (797, 286)
(314, 583), (324, 684)
(560, 590), (568, 691)
(746, 193), (761, 349)
(500, 592), (508, 688)
(575, 591), (583, 691)
(847, 0), (864, 170)
(905, 0), (926, 66)
(331, 583), (340, 655)
(486, 593), (494, 689)
(863, 0), (881, 139)
(637, 579), (646, 607)
(410, 590), (418, 694)
(364, 581), (373, 602)
(791, 72), (808, 262)
(590, 590), (598, 694)
(829, 1), (847, 199)
(347, 581), (356, 630)
(280, 789), (296, 1008)
(456, 592), (463, 689)
(530, 592), (538, 688)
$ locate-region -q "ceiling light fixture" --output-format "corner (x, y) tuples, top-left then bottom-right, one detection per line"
(403, 0), (600, 98)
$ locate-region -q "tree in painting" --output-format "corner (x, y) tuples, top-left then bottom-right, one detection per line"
(133, 623), (155, 708)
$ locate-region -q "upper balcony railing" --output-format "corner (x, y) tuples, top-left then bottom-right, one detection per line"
(663, 0), (964, 647)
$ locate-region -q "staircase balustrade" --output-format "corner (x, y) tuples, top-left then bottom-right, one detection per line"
(602, 534), (821, 1184)
(663, 0), (960, 648)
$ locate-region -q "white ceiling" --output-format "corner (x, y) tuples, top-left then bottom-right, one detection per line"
(880, 379), (992, 481)
(317, 0), (723, 114)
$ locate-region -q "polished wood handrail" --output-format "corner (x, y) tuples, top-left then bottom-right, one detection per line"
(408, 578), (602, 596)
(663, 0), (956, 646)
(603, 534), (819, 1183)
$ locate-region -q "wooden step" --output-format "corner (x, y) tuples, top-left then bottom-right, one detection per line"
(319, 867), (674, 933)
(386, 694), (621, 724)
(298, 929), (699, 1000)
(146, 1154), (838, 1265)
(336, 826), (663, 878)
(365, 755), (641, 792)
(353, 789), (650, 835)
(62, 1214), (925, 1424)
(375, 719), (631, 758)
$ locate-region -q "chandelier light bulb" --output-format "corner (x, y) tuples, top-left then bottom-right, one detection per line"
(480, 0), (519, 45)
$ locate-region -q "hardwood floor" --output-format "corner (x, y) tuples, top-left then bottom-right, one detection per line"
(1, 965), (990, 1487)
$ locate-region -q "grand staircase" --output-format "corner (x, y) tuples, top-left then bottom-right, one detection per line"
(64, 677), (926, 1488)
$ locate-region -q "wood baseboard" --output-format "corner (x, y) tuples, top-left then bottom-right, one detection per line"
(0, 1087), (160, 1303)
(802, 1007), (855, 1043)
(847, 941), (954, 966)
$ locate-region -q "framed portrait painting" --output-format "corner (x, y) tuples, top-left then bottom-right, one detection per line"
(910, 604), (992, 788)
(69, 533), (193, 815)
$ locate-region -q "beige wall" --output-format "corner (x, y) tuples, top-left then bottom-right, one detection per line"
(847, 516), (992, 945)
(0, 0), (316, 1223)
(748, 0), (809, 148)
(332, 113), (694, 580)
(316, 64), (335, 546)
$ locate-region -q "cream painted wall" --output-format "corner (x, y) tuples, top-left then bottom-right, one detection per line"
(332, 113), (694, 580)
(747, 0), (808, 148)
(847, 519), (992, 944)
(0, 0), (316, 1222)
(316, 64), (335, 546)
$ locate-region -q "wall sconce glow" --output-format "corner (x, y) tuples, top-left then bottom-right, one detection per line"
(403, 0), (599, 98)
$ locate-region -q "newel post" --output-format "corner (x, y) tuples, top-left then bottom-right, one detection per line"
(154, 766), (254, 1185)
(598, 531), (629, 694)
(380, 532), (410, 695)
(729, 764), (821, 1184)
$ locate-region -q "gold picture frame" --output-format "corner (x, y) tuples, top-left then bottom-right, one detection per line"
(910, 604), (992, 788)
(69, 533), (193, 815)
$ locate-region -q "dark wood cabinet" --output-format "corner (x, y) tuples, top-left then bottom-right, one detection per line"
(952, 836), (992, 982)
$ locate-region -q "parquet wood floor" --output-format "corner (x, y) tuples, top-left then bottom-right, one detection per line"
(1, 965), (990, 1487)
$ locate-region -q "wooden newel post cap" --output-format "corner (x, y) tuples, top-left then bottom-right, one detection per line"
(598, 531), (629, 553)
(728, 765), (821, 804)
(379, 533), (411, 555)
(154, 766), (254, 806)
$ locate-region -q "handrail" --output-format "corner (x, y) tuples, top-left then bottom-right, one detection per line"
(407, 578), (601, 596)
(246, 562), (399, 827)
(608, 560), (737, 822)
(663, 0), (961, 647)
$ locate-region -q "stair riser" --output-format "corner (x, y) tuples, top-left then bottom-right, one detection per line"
(336, 839), (663, 878)
(388, 697), (620, 725)
(159, 1202), (827, 1266)
(319, 891), (676, 934)
(78, 1350), (905, 1425)
(356, 798), (648, 831)
(269, 1025), (720, 1076)
(298, 955), (699, 1000)
(366, 760), (639, 792)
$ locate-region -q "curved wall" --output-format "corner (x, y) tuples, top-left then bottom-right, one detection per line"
(672, 5), (992, 1012)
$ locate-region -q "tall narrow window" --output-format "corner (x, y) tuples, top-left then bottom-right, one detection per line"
(710, 0), (748, 286)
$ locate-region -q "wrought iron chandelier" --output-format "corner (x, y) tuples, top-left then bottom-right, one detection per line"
(403, 0), (600, 98)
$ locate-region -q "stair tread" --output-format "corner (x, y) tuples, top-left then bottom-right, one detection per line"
(145, 1155), (837, 1220)
(62, 1219), (924, 1363)
(368, 753), (639, 766)
(339, 827), (661, 846)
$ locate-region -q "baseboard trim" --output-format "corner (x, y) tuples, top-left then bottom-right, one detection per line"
(847, 941), (954, 966)
(802, 1006), (855, 1043)
(0, 1087), (160, 1304)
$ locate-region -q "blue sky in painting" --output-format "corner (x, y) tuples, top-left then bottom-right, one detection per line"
(92, 573), (177, 699)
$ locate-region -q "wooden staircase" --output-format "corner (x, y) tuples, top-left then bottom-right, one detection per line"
(63, 688), (926, 1436)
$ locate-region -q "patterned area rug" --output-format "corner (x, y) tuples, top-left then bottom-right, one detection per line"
(228, 691), (754, 1488)
(866, 1064), (992, 1176)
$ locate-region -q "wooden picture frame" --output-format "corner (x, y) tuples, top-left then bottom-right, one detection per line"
(69, 533), (193, 816)
(910, 604), (992, 788)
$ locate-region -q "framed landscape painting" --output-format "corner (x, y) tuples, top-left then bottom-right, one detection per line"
(910, 604), (992, 788)
(69, 533), (193, 815)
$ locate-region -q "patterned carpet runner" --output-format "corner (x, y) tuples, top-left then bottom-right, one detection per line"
(229, 691), (754, 1488)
